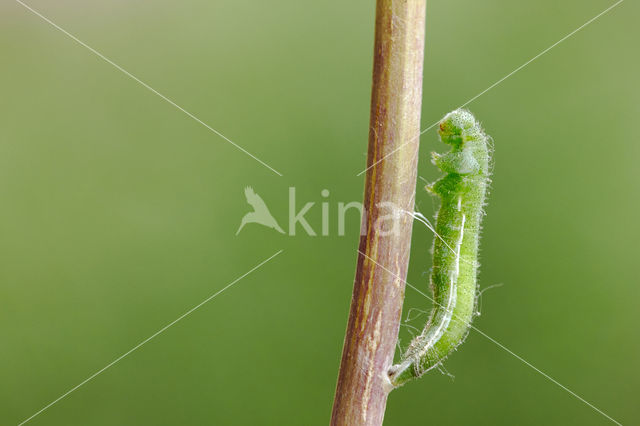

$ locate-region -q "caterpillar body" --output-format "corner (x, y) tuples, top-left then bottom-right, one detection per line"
(389, 109), (491, 387)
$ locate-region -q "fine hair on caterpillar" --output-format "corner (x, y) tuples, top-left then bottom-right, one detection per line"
(400, 209), (477, 269)
(388, 109), (492, 387)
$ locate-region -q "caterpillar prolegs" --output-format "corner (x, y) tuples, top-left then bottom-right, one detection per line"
(388, 109), (491, 387)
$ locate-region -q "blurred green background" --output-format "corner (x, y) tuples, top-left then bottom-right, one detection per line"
(1, 0), (638, 424)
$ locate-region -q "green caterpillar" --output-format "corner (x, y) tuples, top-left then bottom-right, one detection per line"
(389, 109), (491, 387)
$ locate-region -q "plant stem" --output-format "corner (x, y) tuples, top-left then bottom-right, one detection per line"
(331, 1), (426, 425)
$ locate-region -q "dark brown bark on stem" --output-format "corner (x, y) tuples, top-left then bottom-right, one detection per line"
(331, 1), (426, 425)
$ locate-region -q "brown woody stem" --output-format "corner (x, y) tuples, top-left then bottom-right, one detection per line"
(331, 1), (426, 425)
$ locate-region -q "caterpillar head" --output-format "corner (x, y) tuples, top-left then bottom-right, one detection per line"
(434, 109), (489, 176)
(438, 109), (480, 146)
